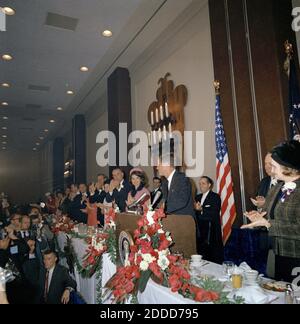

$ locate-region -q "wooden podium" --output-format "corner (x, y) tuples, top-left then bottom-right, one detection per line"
(116, 213), (197, 259)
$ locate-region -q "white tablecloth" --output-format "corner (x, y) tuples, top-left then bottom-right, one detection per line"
(56, 232), (285, 304)
(57, 232), (116, 304)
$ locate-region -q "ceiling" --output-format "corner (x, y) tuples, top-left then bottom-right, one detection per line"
(0, 0), (168, 151)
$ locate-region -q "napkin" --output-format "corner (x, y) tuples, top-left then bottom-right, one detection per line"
(230, 286), (274, 304)
(238, 262), (252, 272)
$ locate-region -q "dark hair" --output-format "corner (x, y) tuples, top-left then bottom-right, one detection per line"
(130, 171), (146, 187)
(200, 176), (214, 188)
(43, 250), (58, 258)
(97, 173), (108, 181)
(153, 177), (161, 183)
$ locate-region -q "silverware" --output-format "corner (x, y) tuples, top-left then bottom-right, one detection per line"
(201, 262), (210, 267)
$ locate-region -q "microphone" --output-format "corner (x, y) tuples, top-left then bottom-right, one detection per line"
(128, 192), (150, 209)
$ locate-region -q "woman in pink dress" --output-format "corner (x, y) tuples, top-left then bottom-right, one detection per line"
(126, 168), (150, 211)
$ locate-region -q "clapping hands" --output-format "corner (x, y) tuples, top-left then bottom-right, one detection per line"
(241, 211), (270, 229)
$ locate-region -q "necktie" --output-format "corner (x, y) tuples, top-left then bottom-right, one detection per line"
(44, 271), (49, 302)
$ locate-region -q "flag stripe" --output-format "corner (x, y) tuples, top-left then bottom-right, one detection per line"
(215, 95), (237, 244)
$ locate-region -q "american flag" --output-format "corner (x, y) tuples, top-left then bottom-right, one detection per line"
(215, 93), (237, 244)
(287, 54), (300, 140)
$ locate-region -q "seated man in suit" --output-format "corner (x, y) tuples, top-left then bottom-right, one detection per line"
(157, 153), (194, 217)
(105, 168), (132, 212)
(194, 176), (223, 264)
(150, 177), (163, 210)
(39, 250), (76, 304)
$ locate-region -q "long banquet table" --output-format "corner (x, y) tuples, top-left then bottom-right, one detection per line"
(56, 232), (285, 304)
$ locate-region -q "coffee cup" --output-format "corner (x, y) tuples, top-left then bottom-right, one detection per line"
(191, 255), (203, 262)
(244, 270), (259, 283)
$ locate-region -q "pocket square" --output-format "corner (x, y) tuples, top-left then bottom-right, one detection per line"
(204, 205), (211, 208)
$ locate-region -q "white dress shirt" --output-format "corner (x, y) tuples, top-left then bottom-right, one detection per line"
(167, 169), (176, 190)
(200, 190), (210, 206)
(47, 266), (55, 291)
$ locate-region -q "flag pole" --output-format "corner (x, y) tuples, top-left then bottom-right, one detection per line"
(284, 40), (300, 136)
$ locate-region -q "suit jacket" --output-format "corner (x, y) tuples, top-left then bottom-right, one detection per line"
(162, 171), (195, 217)
(69, 193), (87, 223)
(39, 264), (76, 304)
(151, 188), (163, 210)
(89, 189), (106, 204)
(263, 179), (300, 259)
(257, 176), (272, 197)
(195, 191), (223, 263)
(105, 180), (132, 212)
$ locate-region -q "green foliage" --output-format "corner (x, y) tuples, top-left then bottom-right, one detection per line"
(191, 277), (245, 304)
(106, 229), (117, 265)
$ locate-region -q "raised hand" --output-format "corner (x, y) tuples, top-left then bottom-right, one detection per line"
(250, 196), (266, 208)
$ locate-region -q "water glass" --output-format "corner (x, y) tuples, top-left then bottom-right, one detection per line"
(222, 261), (235, 279)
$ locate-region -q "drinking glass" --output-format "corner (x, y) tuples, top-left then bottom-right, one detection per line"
(222, 261), (235, 279)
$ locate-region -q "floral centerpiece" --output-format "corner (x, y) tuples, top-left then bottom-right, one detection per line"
(69, 208), (117, 279)
(104, 209), (232, 304)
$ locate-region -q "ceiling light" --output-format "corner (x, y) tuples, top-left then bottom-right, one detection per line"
(2, 7), (15, 16)
(36, 143), (40, 146)
(44, 129), (49, 132)
(57, 107), (63, 111)
(33, 148), (37, 151)
(39, 136), (44, 140)
(2, 127), (7, 130)
(49, 119), (55, 123)
(2, 135), (7, 138)
(1, 83), (10, 88)
(1, 102), (8, 106)
(2, 142), (7, 145)
(2, 147), (6, 150)
(2, 54), (13, 61)
(66, 90), (74, 95)
(80, 66), (89, 72)
(102, 30), (113, 37)
(2, 116), (8, 120)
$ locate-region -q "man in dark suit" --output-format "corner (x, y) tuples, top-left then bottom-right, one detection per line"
(194, 176), (223, 264)
(150, 177), (163, 210)
(157, 154), (194, 217)
(253, 153), (278, 206)
(69, 184), (88, 223)
(39, 250), (76, 304)
(105, 168), (132, 212)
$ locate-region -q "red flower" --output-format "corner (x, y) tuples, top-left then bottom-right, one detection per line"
(149, 262), (163, 281)
(169, 274), (182, 292)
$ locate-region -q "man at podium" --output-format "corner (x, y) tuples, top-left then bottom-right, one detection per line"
(156, 153), (194, 217)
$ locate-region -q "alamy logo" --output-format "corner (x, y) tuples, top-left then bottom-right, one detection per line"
(0, 8), (6, 32)
(292, 7), (300, 32)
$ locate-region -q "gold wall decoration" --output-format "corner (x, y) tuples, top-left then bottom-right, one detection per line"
(147, 73), (188, 165)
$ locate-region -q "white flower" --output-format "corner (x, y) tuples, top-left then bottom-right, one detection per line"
(140, 260), (149, 271)
(95, 243), (104, 251)
(157, 255), (170, 271)
(142, 253), (156, 263)
(283, 182), (297, 191)
(158, 249), (170, 257)
(157, 229), (164, 234)
(146, 210), (155, 226)
(109, 221), (116, 229)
